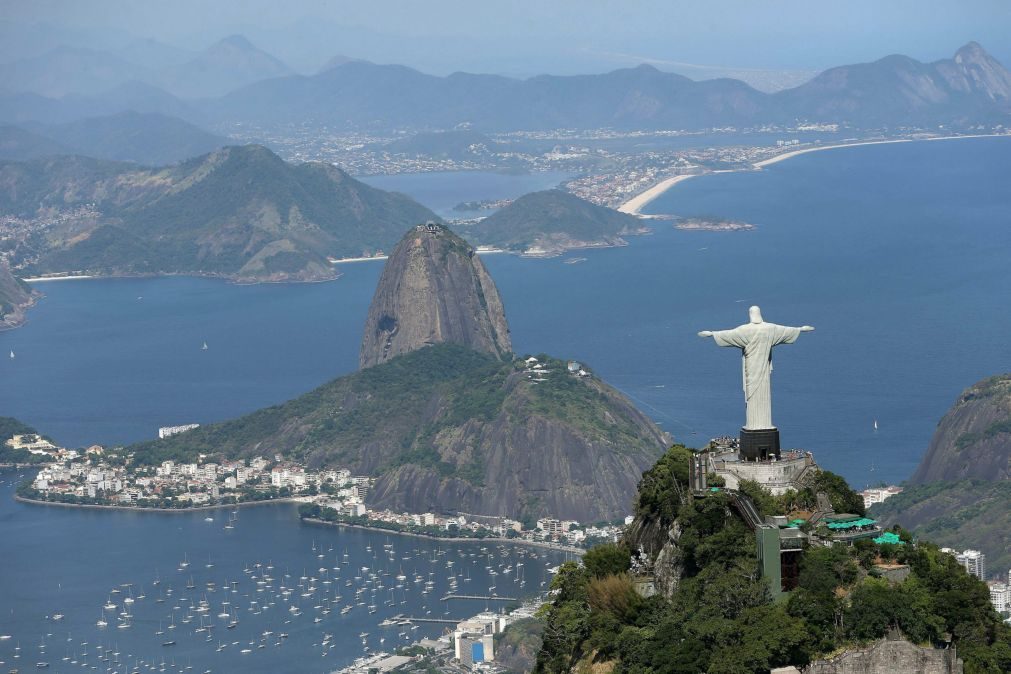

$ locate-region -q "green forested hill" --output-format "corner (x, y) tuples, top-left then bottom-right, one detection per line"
(465, 189), (646, 254)
(0, 145), (438, 281)
(533, 445), (1011, 674)
(129, 343), (666, 522)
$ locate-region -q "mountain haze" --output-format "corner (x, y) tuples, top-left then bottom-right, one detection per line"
(205, 43), (1011, 131)
(37, 112), (229, 165)
(156, 35), (294, 99)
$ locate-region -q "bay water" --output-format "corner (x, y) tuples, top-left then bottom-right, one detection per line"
(1, 136), (1010, 670)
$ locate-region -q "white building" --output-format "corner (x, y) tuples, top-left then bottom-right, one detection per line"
(860, 485), (903, 509)
(158, 424), (199, 439)
(988, 582), (1008, 614)
(956, 550), (986, 580)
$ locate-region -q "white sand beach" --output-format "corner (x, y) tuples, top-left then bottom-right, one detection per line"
(22, 275), (95, 282)
(617, 174), (700, 215)
(617, 133), (1006, 216)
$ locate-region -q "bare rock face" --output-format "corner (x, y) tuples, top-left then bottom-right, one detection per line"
(910, 374), (1011, 484)
(0, 261), (39, 330)
(359, 223), (511, 369)
(803, 637), (963, 674)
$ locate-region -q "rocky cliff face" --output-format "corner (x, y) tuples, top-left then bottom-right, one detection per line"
(137, 345), (668, 522)
(802, 637), (963, 674)
(359, 223), (511, 368)
(910, 374), (1011, 484)
(0, 261), (39, 329)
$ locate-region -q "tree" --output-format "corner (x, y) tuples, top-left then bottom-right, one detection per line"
(583, 542), (630, 579)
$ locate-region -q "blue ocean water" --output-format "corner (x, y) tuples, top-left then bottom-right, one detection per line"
(0, 470), (571, 673)
(359, 170), (572, 218)
(2, 138), (1009, 488)
(1, 138), (1009, 672)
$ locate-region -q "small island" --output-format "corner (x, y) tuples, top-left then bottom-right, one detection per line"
(674, 216), (756, 231)
(452, 198), (513, 212)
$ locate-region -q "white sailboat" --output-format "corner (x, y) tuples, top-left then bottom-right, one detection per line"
(9, 349), (13, 359)
(202, 342), (208, 351)
(873, 419), (879, 431)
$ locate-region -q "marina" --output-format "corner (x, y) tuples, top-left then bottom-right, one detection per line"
(0, 470), (572, 674)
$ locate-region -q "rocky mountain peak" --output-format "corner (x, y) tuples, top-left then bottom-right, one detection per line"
(359, 223), (512, 369)
(910, 373), (1011, 484)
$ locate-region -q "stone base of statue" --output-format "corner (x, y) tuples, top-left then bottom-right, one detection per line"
(740, 428), (781, 461)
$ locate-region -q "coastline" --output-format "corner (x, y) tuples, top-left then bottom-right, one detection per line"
(302, 517), (586, 555)
(617, 132), (1008, 216)
(14, 493), (301, 513)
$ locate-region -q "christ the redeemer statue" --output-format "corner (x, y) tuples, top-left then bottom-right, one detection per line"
(699, 306), (813, 432)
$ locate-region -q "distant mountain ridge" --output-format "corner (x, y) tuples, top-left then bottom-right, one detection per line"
(0, 112), (230, 165)
(205, 42), (1011, 131)
(0, 34), (293, 101)
(0, 145), (438, 282)
(1, 42), (1007, 133)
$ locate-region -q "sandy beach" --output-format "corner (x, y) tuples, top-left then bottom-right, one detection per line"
(618, 133), (1006, 216)
(617, 174), (700, 215)
(22, 274), (95, 282)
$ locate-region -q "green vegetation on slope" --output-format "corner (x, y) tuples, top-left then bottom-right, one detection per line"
(130, 344), (504, 471)
(534, 445), (1011, 674)
(0, 145), (438, 281)
(0, 417), (51, 464)
(871, 479), (1011, 572)
(465, 190), (644, 252)
(0, 261), (38, 327)
(131, 344), (657, 477)
(128, 343), (665, 521)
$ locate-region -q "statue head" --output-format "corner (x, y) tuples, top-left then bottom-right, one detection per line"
(749, 306), (763, 324)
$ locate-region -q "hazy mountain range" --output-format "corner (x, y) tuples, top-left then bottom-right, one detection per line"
(0, 34), (293, 99)
(0, 40), (1008, 133)
(0, 145), (437, 282)
(0, 112), (229, 165)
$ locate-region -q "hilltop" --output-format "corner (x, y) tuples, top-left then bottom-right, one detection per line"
(534, 445), (1011, 673)
(130, 223), (667, 521)
(464, 190), (649, 256)
(360, 224), (511, 368)
(131, 343), (666, 522)
(0, 145), (438, 282)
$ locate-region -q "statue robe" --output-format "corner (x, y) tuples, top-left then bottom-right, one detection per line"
(710, 322), (802, 430)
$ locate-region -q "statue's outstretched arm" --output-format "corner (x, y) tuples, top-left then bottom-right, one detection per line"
(698, 330), (714, 337)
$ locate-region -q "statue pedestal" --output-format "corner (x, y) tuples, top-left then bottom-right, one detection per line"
(740, 428), (780, 461)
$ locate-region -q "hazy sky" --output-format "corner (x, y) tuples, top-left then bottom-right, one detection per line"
(3, 0), (1010, 76)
